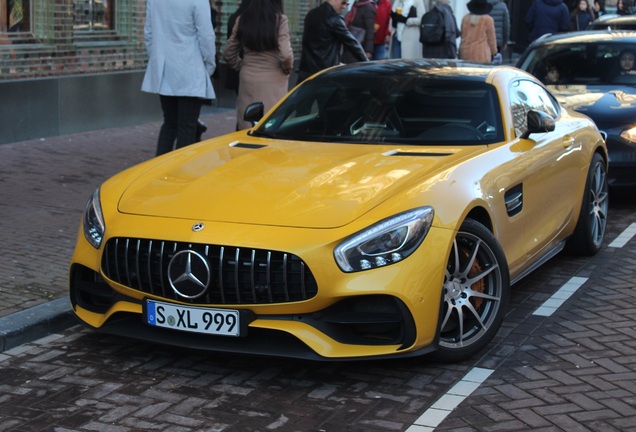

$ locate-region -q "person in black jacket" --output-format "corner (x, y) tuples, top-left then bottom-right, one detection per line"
(297, 0), (368, 84)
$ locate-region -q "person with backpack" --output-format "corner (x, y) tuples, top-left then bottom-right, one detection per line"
(421, 0), (460, 59)
(342, 0), (376, 63)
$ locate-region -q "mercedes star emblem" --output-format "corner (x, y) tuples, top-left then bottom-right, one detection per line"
(192, 222), (205, 232)
(167, 250), (211, 299)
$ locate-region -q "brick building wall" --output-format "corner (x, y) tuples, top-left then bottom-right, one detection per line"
(0, 0), (313, 82)
(0, 0), (148, 80)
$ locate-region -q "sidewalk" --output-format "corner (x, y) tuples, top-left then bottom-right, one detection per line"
(0, 107), (237, 351)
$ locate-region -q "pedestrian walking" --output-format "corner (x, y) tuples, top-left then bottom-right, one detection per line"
(488, 0), (510, 54)
(459, 0), (497, 64)
(525, 0), (570, 42)
(141, 0), (217, 156)
(225, 0), (252, 96)
(297, 0), (368, 84)
(571, 0), (595, 30)
(390, 0), (426, 59)
(421, 0), (460, 59)
(373, 0), (392, 60)
(223, 0), (293, 130)
(342, 0), (376, 63)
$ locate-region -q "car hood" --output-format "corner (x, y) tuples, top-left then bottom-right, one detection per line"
(117, 138), (474, 228)
(549, 84), (636, 127)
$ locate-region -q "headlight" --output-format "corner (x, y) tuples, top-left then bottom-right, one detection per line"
(334, 207), (434, 273)
(620, 126), (636, 143)
(83, 188), (105, 249)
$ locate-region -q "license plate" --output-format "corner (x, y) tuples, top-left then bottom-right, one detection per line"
(145, 300), (240, 337)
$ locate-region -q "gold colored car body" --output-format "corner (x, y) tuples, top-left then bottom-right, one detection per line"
(69, 61), (608, 362)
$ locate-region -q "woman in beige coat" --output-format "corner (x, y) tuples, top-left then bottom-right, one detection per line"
(459, 0), (497, 64)
(223, 0), (293, 130)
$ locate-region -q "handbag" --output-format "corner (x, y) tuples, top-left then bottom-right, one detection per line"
(349, 25), (366, 43)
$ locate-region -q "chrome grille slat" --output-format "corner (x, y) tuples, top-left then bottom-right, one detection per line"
(234, 248), (241, 303)
(159, 241), (166, 298)
(219, 246), (225, 303)
(147, 240), (154, 292)
(102, 238), (318, 305)
(250, 250), (256, 302)
(135, 239), (142, 291)
(114, 238), (121, 283)
(124, 238), (131, 288)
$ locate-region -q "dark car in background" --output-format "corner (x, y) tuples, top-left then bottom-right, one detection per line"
(588, 14), (636, 30)
(517, 31), (636, 188)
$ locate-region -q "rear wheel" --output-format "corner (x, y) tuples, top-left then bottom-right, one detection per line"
(567, 153), (608, 256)
(433, 219), (510, 363)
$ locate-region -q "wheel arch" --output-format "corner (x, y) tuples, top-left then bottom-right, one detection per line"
(464, 206), (493, 233)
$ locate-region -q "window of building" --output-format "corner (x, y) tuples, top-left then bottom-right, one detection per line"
(1, 0), (29, 33)
(73, 0), (114, 32)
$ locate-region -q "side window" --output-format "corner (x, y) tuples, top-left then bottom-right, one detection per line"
(509, 80), (560, 138)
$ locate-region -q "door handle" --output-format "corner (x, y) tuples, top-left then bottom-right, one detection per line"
(562, 136), (575, 148)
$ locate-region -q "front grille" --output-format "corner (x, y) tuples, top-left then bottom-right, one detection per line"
(102, 238), (318, 305)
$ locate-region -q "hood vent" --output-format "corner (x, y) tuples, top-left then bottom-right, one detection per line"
(231, 143), (267, 149)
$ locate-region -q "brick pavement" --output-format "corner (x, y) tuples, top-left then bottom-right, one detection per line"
(0, 108), (236, 318)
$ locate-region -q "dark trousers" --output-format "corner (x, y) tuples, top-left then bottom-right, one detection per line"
(156, 95), (203, 156)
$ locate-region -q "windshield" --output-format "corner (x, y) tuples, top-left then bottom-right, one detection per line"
(519, 42), (636, 86)
(250, 77), (503, 145)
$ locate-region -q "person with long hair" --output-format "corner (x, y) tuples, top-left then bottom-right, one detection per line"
(571, 0), (595, 31)
(223, 0), (293, 130)
(459, 0), (497, 63)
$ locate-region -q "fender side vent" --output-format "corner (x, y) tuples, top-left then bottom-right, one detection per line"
(504, 184), (523, 217)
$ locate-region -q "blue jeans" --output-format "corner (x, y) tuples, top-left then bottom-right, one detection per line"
(374, 43), (388, 60)
(391, 36), (401, 59)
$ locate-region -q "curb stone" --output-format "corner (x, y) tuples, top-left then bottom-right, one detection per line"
(0, 296), (77, 352)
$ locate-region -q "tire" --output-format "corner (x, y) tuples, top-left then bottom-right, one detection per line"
(433, 219), (510, 363)
(566, 153), (609, 256)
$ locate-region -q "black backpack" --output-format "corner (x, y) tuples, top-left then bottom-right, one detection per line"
(419, 7), (445, 45)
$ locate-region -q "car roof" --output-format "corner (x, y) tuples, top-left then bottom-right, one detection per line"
(589, 14), (636, 26)
(530, 30), (636, 46)
(316, 59), (520, 83)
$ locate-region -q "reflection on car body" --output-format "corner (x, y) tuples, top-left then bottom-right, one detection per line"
(69, 60), (608, 363)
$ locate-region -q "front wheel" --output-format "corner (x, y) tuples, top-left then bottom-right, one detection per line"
(433, 219), (510, 363)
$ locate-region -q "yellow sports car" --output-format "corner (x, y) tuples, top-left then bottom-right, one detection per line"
(70, 60), (608, 362)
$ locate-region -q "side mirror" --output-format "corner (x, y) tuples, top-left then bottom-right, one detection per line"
(244, 102), (264, 127)
(521, 110), (556, 139)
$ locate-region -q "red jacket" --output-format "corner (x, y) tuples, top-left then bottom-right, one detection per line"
(374, 0), (392, 45)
